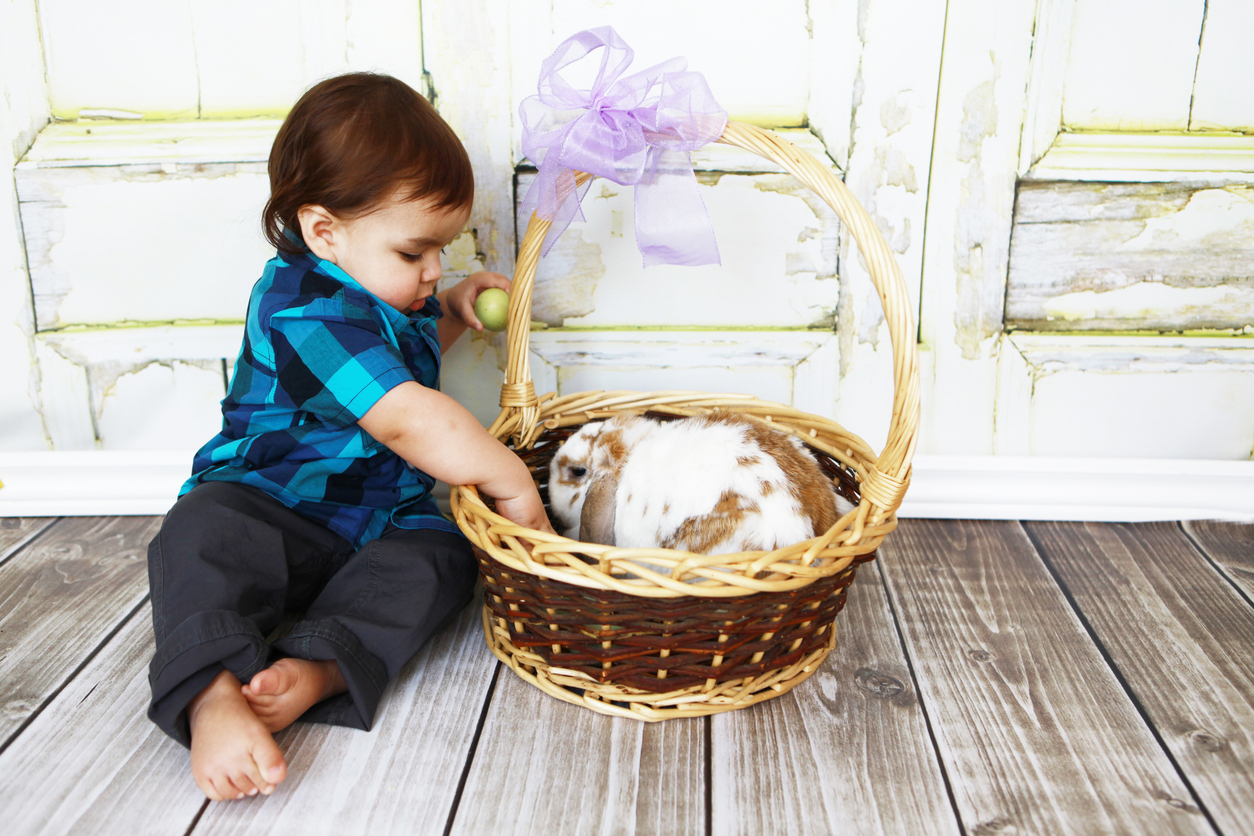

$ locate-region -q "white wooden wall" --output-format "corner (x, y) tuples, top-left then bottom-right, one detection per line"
(1, 0), (1251, 516)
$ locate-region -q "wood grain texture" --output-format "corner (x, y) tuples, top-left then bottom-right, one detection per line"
(0, 603), (206, 835)
(1006, 181), (1254, 331)
(1184, 519), (1254, 602)
(449, 666), (705, 836)
(1027, 520), (1254, 835)
(879, 519), (1210, 835)
(710, 561), (960, 836)
(0, 517), (56, 564)
(193, 600), (497, 836)
(0, 515), (160, 746)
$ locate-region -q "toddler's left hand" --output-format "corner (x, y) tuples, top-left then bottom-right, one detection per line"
(447, 272), (510, 331)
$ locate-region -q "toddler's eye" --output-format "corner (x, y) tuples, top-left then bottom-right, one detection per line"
(400, 252), (420, 262)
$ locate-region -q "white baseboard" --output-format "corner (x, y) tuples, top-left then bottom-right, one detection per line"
(0, 450), (1251, 522)
(901, 455), (1254, 523)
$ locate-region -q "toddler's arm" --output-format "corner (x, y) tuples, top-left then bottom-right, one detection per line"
(436, 271), (510, 351)
(358, 380), (555, 534)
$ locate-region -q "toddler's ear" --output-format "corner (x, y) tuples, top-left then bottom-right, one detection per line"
(297, 205), (338, 261)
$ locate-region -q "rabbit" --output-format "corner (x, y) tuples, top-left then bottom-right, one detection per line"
(547, 411), (856, 561)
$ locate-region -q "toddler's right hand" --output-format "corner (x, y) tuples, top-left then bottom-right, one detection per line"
(494, 492), (556, 536)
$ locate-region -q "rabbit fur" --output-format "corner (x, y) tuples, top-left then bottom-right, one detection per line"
(547, 412), (855, 559)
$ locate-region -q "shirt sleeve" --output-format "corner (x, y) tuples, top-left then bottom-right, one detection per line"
(269, 312), (415, 426)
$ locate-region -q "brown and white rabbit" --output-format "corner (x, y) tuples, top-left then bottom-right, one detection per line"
(547, 411), (855, 556)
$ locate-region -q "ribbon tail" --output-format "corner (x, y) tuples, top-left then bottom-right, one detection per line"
(518, 166), (593, 257)
(634, 147), (720, 268)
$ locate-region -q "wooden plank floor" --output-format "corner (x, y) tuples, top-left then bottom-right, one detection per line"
(1, 516), (1251, 836)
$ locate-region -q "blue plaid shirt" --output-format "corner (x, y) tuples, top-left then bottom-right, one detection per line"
(182, 246), (462, 548)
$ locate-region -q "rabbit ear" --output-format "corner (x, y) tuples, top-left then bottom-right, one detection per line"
(579, 469), (620, 546)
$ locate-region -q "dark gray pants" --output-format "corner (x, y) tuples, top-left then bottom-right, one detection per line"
(147, 481), (476, 747)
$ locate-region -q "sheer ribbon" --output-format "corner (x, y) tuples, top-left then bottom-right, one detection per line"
(518, 27), (728, 267)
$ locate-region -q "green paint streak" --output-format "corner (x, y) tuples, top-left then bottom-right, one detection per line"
(1005, 326), (1253, 339)
(49, 319), (245, 333)
(59, 108), (288, 122)
(531, 324), (837, 333)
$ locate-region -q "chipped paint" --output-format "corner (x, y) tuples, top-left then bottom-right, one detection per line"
(753, 175), (840, 274)
(1044, 282), (1253, 323)
(532, 229), (605, 327)
(958, 75), (999, 164)
(952, 63), (1009, 360)
(442, 229), (486, 282)
(1008, 181), (1254, 331)
(880, 94), (912, 137)
(1120, 187), (1254, 249)
(521, 170), (839, 329)
(23, 169), (270, 331)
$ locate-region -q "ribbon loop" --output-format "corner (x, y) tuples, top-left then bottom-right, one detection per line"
(518, 26), (728, 267)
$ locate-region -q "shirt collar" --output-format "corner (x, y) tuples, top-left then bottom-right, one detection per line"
(278, 232), (439, 330)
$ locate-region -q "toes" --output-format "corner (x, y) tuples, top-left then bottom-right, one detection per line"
(247, 668), (281, 697)
(195, 775), (222, 802)
(255, 745), (287, 791)
(207, 775), (237, 802)
(226, 771), (261, 799)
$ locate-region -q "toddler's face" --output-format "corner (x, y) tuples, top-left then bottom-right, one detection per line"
(331, 193), (471, 313)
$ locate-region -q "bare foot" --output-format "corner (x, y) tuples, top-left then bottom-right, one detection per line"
(241, 657), (347, 734)
(187, 669), (287, 801)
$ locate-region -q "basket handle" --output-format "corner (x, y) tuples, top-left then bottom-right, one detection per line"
(498, 121), (919, 517)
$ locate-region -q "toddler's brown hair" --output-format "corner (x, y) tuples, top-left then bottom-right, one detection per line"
(263, 72), (474, 255)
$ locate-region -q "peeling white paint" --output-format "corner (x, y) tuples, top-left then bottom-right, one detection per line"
(1044, 282), (1253, 323)
(93, 360), (226, 450)
(1119, 187), (1254, 249)
(29, 173), (270, 329)
(520, 172), (840, 329)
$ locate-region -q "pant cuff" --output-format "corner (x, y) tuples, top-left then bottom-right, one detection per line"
(272, 616), (389, 732)
(147, 610), (270, 747)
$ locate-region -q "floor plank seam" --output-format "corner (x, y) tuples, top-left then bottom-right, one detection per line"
(1019, 522), (1222, 833)
(0, 593), (151, 757)
(442, 659), (502, 836)
(1178, 521), (1254, 613)
(871, 557), (966, 835)
(0, 517), (63, 571)
(703, 714), (712, 836)
(182, 799), (210, 835)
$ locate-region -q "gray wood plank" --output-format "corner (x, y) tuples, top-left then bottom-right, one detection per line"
(1026, 520), (1254, 836)
(1184, 520), (1254, 603)
(0, 515), (160, 746)
(710, 560), (959, 836)
(0, 517), (57, 564)
(879, 519), (1211, 835)
(449, 659), (706, 836)
(193, 599), (498, 835)
(0, 603), (207, 836)
(1006, 180), (1254, 331)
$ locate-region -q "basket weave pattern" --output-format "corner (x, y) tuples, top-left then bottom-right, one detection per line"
(450, 122), (919, 720)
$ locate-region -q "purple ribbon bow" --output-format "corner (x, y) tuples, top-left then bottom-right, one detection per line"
(518, 27), (728, 267)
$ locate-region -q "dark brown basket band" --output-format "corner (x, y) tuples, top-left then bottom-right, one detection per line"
(478, 550), (875, 694)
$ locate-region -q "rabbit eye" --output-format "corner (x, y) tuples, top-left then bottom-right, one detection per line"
(568, 466), (587, 479)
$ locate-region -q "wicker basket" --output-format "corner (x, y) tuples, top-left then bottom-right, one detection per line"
(449, 121), (919, 720)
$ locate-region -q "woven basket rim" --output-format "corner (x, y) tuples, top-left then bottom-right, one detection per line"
(449, 121), (920, 598)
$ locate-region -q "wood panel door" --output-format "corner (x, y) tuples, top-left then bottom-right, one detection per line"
(4, 0), (1250, 473)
